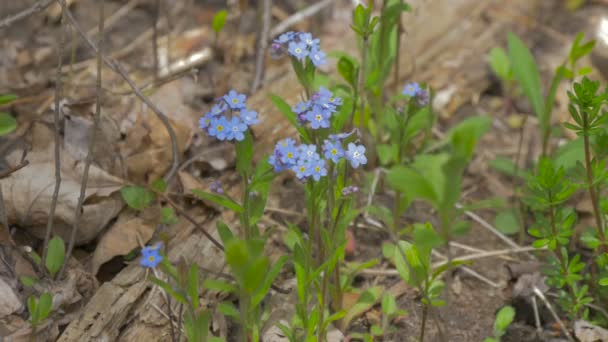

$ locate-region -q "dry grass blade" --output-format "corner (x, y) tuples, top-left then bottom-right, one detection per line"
(0, 0), (54, 29)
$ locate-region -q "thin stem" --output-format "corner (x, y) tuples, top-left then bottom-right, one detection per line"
(42, 5), (67, 273)
(175, 303), (184, 342)
(582, 113), (606, 250)
(419, 304), (428, 342)
(242, 176), (251, 240)
(60, 0), (106, 279)
(152, 0), (160, 82)
(357, 36), (369, 131)
(393, 0), (403, 94)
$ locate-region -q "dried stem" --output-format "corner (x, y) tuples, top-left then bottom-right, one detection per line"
(251, 0), (272, 92)
(0, 0), (54, 29)
(42, 8), (68, 271)
(56, 0), (180, 181)
(152, 0), (160, 82)
(60, 0), (105, 279)
(0, 160), (29, 179)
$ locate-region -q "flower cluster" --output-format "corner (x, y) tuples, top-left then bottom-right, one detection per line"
(269, 135), (367, 181)
(270, 31), (327, 67)
(292, 87), (343, 129)
(199, 90), (260, 141)
(140, 243), (163, 268)
(402, 82), (430, 106)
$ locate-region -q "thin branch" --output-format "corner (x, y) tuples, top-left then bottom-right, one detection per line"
(0, 0), (54, 29)
(152, 0), (160, 82)
(533, 286), (574, 341)
(42, 8), (67, 271)
(0, 160), (29, 179)
(269, 0), (335, 37)
(56, 0), (180, 182)
(251, 0), (272, 92)
(431, 246), (541, 268)
(60, 0), (105, 279)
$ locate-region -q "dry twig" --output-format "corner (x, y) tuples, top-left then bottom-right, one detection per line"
(270, 0), (335, 37)
(0, 0), (54, 29)
(60, 0), (106, 278)
(251, 0), (272, 92)
(56, 0), (180, 181)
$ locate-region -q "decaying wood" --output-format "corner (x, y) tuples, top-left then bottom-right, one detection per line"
(58, 0), (545, 340)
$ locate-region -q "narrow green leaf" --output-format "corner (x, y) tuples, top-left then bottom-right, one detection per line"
(20, 275), (37, 288)
(494, 209), (521, 235)
(508, 33), (546, 127)
(343, 286), (383, 328)
(203, 278), (237, 293)
(489, 47), (511, 81)
(36, 293), (53, 321)
(494, 305), (515, 335)
(0, 94), (18, 105)
(235, 132), (253, 176)
(192, 189), (243, 213)
(218, 302), (240, 318)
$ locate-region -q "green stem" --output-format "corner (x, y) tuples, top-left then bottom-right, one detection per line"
(242, 175), (251, 240)
(358, 36), (369, 131)
(582, 114), (606, 251)
(419, 304), (428, 342)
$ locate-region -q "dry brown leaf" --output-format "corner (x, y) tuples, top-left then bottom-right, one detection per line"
(0, 123), (124, 245)
(178, 171), (205, 195)
(575, 320), (608, 342)
(121, 81), (196, 183)
(90, 210), (156, 275)
(0, 277), (22, 318)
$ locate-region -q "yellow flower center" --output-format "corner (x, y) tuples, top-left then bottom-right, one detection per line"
(331, 149), (337, 155)
(295, 48), (301, 53)
(287, 152), (293, 159)
(148, 255), (156, 262)
(315, 166), (321, 172)
(300, 166), (306, 172)
(315, 114), (322, 121)
(217, 125), (224, 132)
(232, 98), (239, 104)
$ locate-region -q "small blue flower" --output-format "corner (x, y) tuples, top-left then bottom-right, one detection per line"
(323, 140), (344, 163)
(292, 160), (311, 180)
(310, 48), (326, 67)
(280, 145), (299, 166)
(269, 153), (285, 172)
(198, 113), (214, 129)
(278, 138), (296, 150)
(345, 143), (367, 168)
(305, 106), (331, 129)
(226, 117), (247, 141)
(277, 31), (295, 43)
(210, 103), (227, 116)
(223, 90), (247, 109)
(288, 41), (309, 60)
(208, 117), (230, 141)
(210, 180), (224, 194)
(309, 159), (327, 181)
(292, 101), (310, 114)
(140, 245), (162, 268)
(402, 82), (422, 97)
(241, 109), (260, 126)
(342, 185), (359, 196)
(299, 144), (320, 162)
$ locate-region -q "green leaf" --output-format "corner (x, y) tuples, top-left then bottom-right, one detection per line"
(489, 47), (511, 81)
(252, 255), (287, 307)
(489, 156), (527, 179)
(553, 137), (584, 171)
(202, 278), (237, 293)
(376, 143), (396, 165)
(187, 264), (199, 309)
(447, 115), (492, 159)
(235, 132), (253, 176)
(386, 165), (438, 205)
(150, 179), (167, 193)
(160, 207), (178, 225)
(20, 275), (37, 288)
(45, 236), (65, 277)
(494, 305), (515, 335)
(36, 293), (53, 321)
(212, 10), (227, 34)
(0, 94), (17, 105)
(150, 276), (187, 304)
(27, 296), (37, 324)
(343, 286), (383, 328)
(216, 221), (234, 244)
(599, 277), (608, 286)
(121, 186), (155, 210)
(494, 209), (521, 235)
(0, 113), (17, 136)
(192, 189), (243, 213)
(218, 301), (240, 318)
(381, 293), (397, 317)
(338, 56), (358, 88)
(508, 33), (546, 127)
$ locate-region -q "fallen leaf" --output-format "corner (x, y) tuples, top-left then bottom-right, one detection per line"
(90, 210), (156, 274)
(1, 123), (124, 245)
(575, 320), (608, 342)
(0, 277), (22, 318)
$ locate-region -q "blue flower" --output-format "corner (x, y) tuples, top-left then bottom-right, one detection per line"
(292, 160), (311, 180)
(223, 90), (247, 109)
(277, 31), (295, 43)
(140, 244), (162, 268)
(292, 101), (310, 114)
(402, 82), (422, 97)
(208, 117), (230, 141)
(288, 41), (309, 60)
(299, 32), (320, 47)
(323, 140), (344, 163)
(309, 159), (327, 181)
(279, 144), (299, 166)
(305, 106), (331, 129)
(210, 180), (224, 194)
(269, 153), (285, 172)
(342, 185), (359, 196)
(198, 113), (214, 129)
(226, 117), (247, 141)
(345, 143), (367, 168)
(278, 138), (296, 150)
(310, 48), (326, 67)
(299, 144), (320, 161)
(241, 109), (260, 125)
(210, 103), (227, 116)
